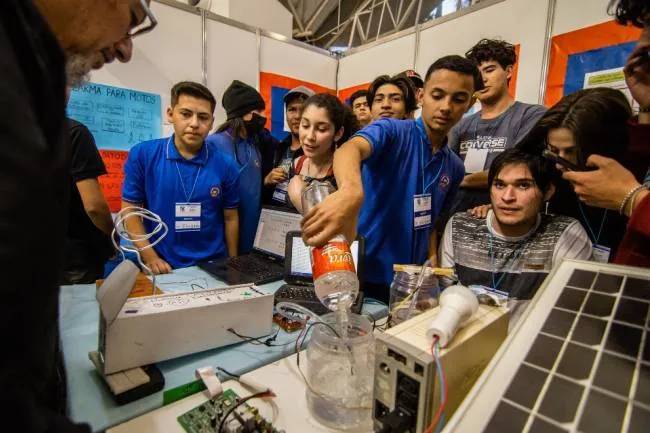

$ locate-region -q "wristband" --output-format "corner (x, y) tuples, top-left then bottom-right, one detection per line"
(619, 184), (646, 215)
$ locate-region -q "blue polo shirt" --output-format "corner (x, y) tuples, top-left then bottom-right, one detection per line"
(122, 136), (240, 268)
(207, 132), (262, 254)
(355, 117), (465, 287)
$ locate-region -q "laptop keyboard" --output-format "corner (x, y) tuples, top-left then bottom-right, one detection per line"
(228, 255), (279, 278)
(228, 255), (284, 284)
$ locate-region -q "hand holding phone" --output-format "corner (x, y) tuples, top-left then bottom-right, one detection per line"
(542, 149), (582, 171)
(624, 43), (650, 109)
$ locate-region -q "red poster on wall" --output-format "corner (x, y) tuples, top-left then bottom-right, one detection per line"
(98, 149), (130, 212)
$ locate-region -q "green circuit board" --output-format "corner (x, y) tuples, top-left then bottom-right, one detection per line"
(177, 389), (282, 433)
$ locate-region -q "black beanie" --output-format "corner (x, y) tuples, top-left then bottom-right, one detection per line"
(222, 80), (265, 120)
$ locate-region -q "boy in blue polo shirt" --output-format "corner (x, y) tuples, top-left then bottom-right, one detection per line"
(122, 82), (240, 274)
(301, 56), (482, 302)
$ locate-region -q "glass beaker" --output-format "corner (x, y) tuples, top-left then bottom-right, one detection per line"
(305, 313), (375, 430)
(389, 269), (440, 326)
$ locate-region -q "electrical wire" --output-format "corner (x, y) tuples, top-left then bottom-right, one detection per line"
(374, 316), (390, 332)
(216, 390), (275, 433)
(112, 206), (168, 293)
(274, 301), (320, 324)
(156, 278), (208, 292)
(424, 336), (447, 433)
(435, 414), (446, 433)
(227, 327), (296, 347)
(227, 327), (300, 348)
(294, 321), (341, 367)
(216, 366), (240, 379)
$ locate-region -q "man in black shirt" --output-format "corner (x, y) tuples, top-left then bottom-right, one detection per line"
(62, 118), (115, 284)
(0, 1), (155, 432)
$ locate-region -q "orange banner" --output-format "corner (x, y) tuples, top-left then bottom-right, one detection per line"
(338, 83), (371, 105)
(545, 20), (640, 107)
(508, 44), (520, 98)
(259, 72), (335, 131)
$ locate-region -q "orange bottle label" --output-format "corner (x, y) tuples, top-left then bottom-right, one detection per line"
(311, 241), (356, 280)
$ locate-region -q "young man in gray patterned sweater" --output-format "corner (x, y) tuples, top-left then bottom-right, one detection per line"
(440, 149), (592, 326)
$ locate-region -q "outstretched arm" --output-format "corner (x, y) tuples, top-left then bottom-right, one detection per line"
(301, 136), (372, 246)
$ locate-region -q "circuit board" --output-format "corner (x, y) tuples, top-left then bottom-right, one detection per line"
(177, 389), (283, 433)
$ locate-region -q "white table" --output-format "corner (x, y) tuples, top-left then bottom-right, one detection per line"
(107, 354), (374, 433)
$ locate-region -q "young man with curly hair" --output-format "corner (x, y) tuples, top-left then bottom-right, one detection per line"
(446, 39), (547, 215)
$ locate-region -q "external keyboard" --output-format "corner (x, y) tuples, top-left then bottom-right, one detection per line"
(274, 284), (364, 315)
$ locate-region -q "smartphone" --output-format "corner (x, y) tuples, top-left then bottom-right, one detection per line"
(626, 49), (650, 72)
(543, 149), (582, 171)
(636, 49), (650, 67)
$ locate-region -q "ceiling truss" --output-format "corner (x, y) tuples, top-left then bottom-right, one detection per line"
(281, 0), (477, 51)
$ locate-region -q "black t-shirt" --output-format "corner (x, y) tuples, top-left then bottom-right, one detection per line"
(0, 1), (89, 432)
(273, 132), (304, 167)
(259, 129), (282, 205)
(65, 119), (113, 268)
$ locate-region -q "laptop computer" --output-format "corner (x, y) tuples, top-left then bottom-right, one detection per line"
(198, 206), (302, 285)
(274, 231), (365, 315)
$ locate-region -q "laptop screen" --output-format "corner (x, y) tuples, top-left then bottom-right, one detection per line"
(289, 236), (360, 278)
(253, 207), (302, 258)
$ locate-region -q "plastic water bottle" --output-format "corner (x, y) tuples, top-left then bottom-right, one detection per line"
(301, 181), (359, 313)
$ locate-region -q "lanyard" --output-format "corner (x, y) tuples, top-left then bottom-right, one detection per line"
(175, 163), (201, 203)
(226, 131), (254, 171)
(168, 136), (204, 203)
(577, 201), (607, 244)
(416, 118), (447, 194)
(488, 232), (526, 291)
(237, 142), (253, 172)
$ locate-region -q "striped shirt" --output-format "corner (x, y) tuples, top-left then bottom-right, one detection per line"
(440, 210), (592, 326)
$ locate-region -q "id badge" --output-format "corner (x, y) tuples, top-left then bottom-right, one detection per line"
(176, 203), (201, 218)
(413, 194), (432, 230)
(175, 220), (201, 231)
(175, 202), (201, 232)
(592, 244), (611, 263)
(468, 285), (509, 306)
(272, 181), (289, 203)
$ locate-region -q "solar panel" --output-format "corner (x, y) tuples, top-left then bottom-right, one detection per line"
(444, 259), (650, 433)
